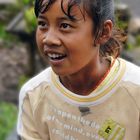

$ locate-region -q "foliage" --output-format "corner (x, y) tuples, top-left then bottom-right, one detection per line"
(125, 42), (133, 50)
(18, 75), (29, 89)
(16, 0), (33, 8)
(115, 15), (128, 31)
(0, 26), (9, 40)
(24, 7), (37, 33)
(0, 4), (20, 47)
(0, 102), (17, 140)
(0, 0), (36, 45)
(114, 2), (140, 50)
(16, 0), (36, 33)
(0, 26), (18, 47)
(136, 35), (140, 47)
(23, 0), (33, 5)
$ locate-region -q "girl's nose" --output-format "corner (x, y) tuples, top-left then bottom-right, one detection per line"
(43, 29), (61, 46)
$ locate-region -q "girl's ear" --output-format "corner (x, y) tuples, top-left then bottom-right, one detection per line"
(97, 20), (113, 45)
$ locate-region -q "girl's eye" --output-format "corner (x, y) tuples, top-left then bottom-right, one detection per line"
(38, 21), (48, 29)
(60, 23), (72, 30)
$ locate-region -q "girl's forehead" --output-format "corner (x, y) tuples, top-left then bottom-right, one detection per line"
(40, 0), (86, 19)
(40, 0), (83, 11)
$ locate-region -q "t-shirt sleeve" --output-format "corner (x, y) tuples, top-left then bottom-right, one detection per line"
(18, 93), (43, 140)
(17, 68), (51, 139)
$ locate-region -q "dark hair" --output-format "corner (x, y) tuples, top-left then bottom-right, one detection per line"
(34, 0), (126, 58)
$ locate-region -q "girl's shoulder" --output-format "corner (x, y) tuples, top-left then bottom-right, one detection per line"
(19, 67), (52, 103)
(121, 58), (140, 85)
(21, 67), (52, 92)
(119, 58), (140, 109)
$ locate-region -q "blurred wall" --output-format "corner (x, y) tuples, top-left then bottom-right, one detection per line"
(121, 0), (140, 17)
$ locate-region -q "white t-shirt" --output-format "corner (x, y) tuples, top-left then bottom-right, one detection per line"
(17, 58), (140, 140)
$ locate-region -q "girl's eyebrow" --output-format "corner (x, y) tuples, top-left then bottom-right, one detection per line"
(57, 16), (77, 22)
(38, 14), (77, 22)
(38, 15), (47, 20)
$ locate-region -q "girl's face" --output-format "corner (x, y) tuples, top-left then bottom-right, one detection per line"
(36, 0), (100, 76)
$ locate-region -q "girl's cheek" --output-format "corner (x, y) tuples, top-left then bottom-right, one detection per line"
(36, 32), (43, 45)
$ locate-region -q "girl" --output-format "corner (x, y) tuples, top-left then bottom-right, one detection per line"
(17, 0), (140, 140)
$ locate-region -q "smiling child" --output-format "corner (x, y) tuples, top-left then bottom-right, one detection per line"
(17, 0), (140, 140)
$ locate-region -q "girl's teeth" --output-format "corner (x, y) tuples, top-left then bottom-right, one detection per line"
(48, 53), (64, 59)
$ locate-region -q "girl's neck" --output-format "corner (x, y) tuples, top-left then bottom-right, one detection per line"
(59, 58), (111, 96)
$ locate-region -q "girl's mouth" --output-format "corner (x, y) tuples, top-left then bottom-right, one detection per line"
(48, 53), (67, 61)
